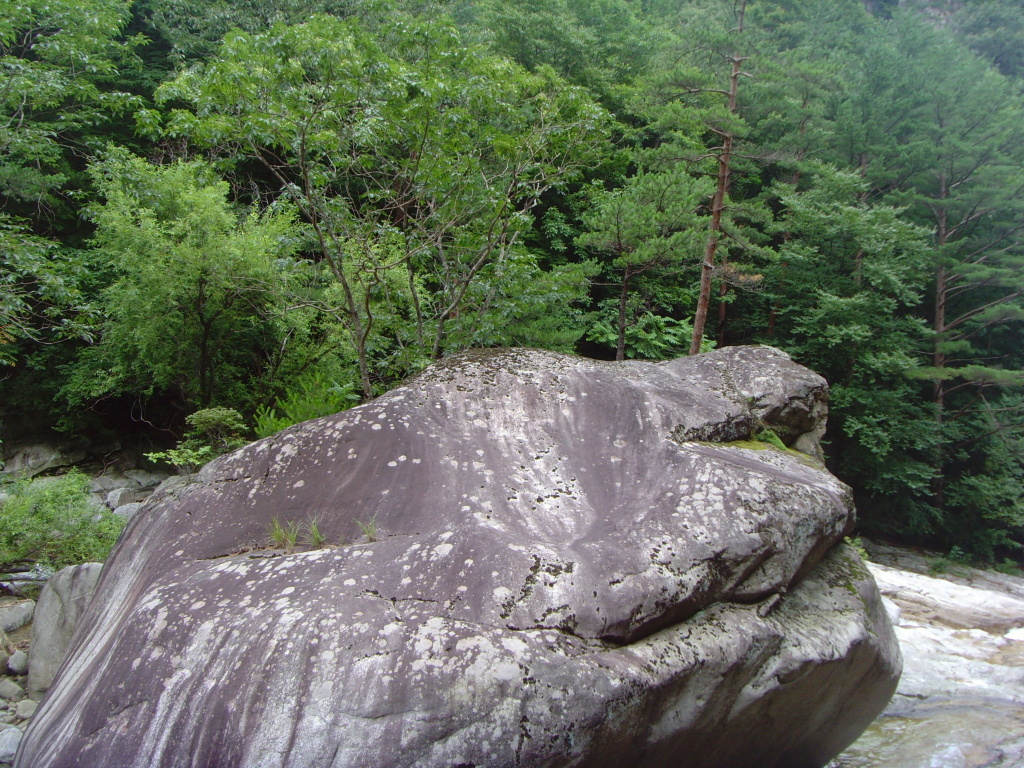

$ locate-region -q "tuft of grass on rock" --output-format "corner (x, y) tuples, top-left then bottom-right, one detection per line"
(355, 514), (379, 543)
(304, 516), (327, 549)
(268, 517), (301, 553)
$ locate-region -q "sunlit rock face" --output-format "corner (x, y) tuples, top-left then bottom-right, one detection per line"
(16, 347), (900, 768)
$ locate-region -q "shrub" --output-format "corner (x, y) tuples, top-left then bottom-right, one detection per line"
(0, 472), (125, 572)
(254, 372), (359, 439)
(182, 407), (248, 453)
(146, 406), (247, 475)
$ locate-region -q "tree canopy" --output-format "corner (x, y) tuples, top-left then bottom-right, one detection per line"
(3, 0), (1024, 562)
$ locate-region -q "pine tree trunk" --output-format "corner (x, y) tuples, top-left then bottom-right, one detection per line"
(690, 0), (746, 355)
(932, 180), (949, 513)
(616, 279), (630, 362)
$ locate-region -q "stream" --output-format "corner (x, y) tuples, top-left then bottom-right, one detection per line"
(830, 545), (1024, 768)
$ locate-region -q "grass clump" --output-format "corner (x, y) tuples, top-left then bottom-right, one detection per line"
(268, 517), (301, 553)
(0, 471), (125, 572)
(264, 515), (335, 553)
(355, 513), (379, 542)
(304, 516), (327, 549)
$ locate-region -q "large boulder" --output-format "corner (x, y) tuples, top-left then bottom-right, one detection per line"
(0, 444), (87, 479)
(16, 347), (900, 768)
(27, 563), (104, 699)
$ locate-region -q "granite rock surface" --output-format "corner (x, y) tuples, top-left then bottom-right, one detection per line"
(16, 347), (900, 768)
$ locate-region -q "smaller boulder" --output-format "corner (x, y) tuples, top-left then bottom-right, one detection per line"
(151, 475), (190, 496)
(0, 680), (22, 703)
(13, 701), (35, 721)
(105, 487), (138, 509)
(113, 502), (144, 521)
(0, 727), (22, 763)
(0, 603), (33, 634)
(123, 469), (169, 488)
(27, 563), (103, 698)
(5, 652), (26, 677)
(86, 476), (125, 494)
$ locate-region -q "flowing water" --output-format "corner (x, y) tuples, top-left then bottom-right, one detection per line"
(830, 547), (1024, 768)
(833, 699), (1024, 768)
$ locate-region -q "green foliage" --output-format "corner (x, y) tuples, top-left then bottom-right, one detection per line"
(993, 558), (1022, 577)
(948, 0), (1024, 78)
(0, 0), (142, 217)
(936, 395), (1024, 561)
(183, 407), (248, 453)
(143, 445), (213, 476)
(265, 514), (331, 551)
(577, 168), (709, 360)
(443, 252), (597, 355)
(586, 299), (709, 360)
(304, 516), (327, 549)
(139, 0), (370, 65)
(755, 428), (788, 452)
(145, 407), (248, 474)
(0, 216), (101, 364)
(254, 373), (359, 439)
(0, 472), (125, 571)
(928, 544), (970, 575)
(63, 149), (303, 416)
(355, 514), (379, 543)
(4, 0), (1024, 564)
(152, 14), (610, 393)
(457, 0), (660, 108)
(267, 517), (301, 553)
(844, 536), (870, 561)
(763, 165), (939, 537)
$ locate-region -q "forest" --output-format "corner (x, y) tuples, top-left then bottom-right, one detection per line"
(1, 0), (1023, 564)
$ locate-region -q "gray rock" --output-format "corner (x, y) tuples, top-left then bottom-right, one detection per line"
(123, 469), (169, 488)
(15, 348), (900, 768)
(868, 540), (1024, 601)
(150, 475), (191, 497)
(87, 475), (125, 494)
(0, 727), (21, 763)
(881, 595), (901, 626)
(26, 563), (103, 699)
(12, 700), (34, 724)
(870, 562), (1024, 633)
(113, 502), (144, 521)
(0, 603), (33, 634)
(13, 701), (35, 721)
(89, 474), (139, 510)
(0, 444), (86, 479)
(0, 680), (21, 703)
(4, 653), (26, 677)
(105, 487), (138, 509)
